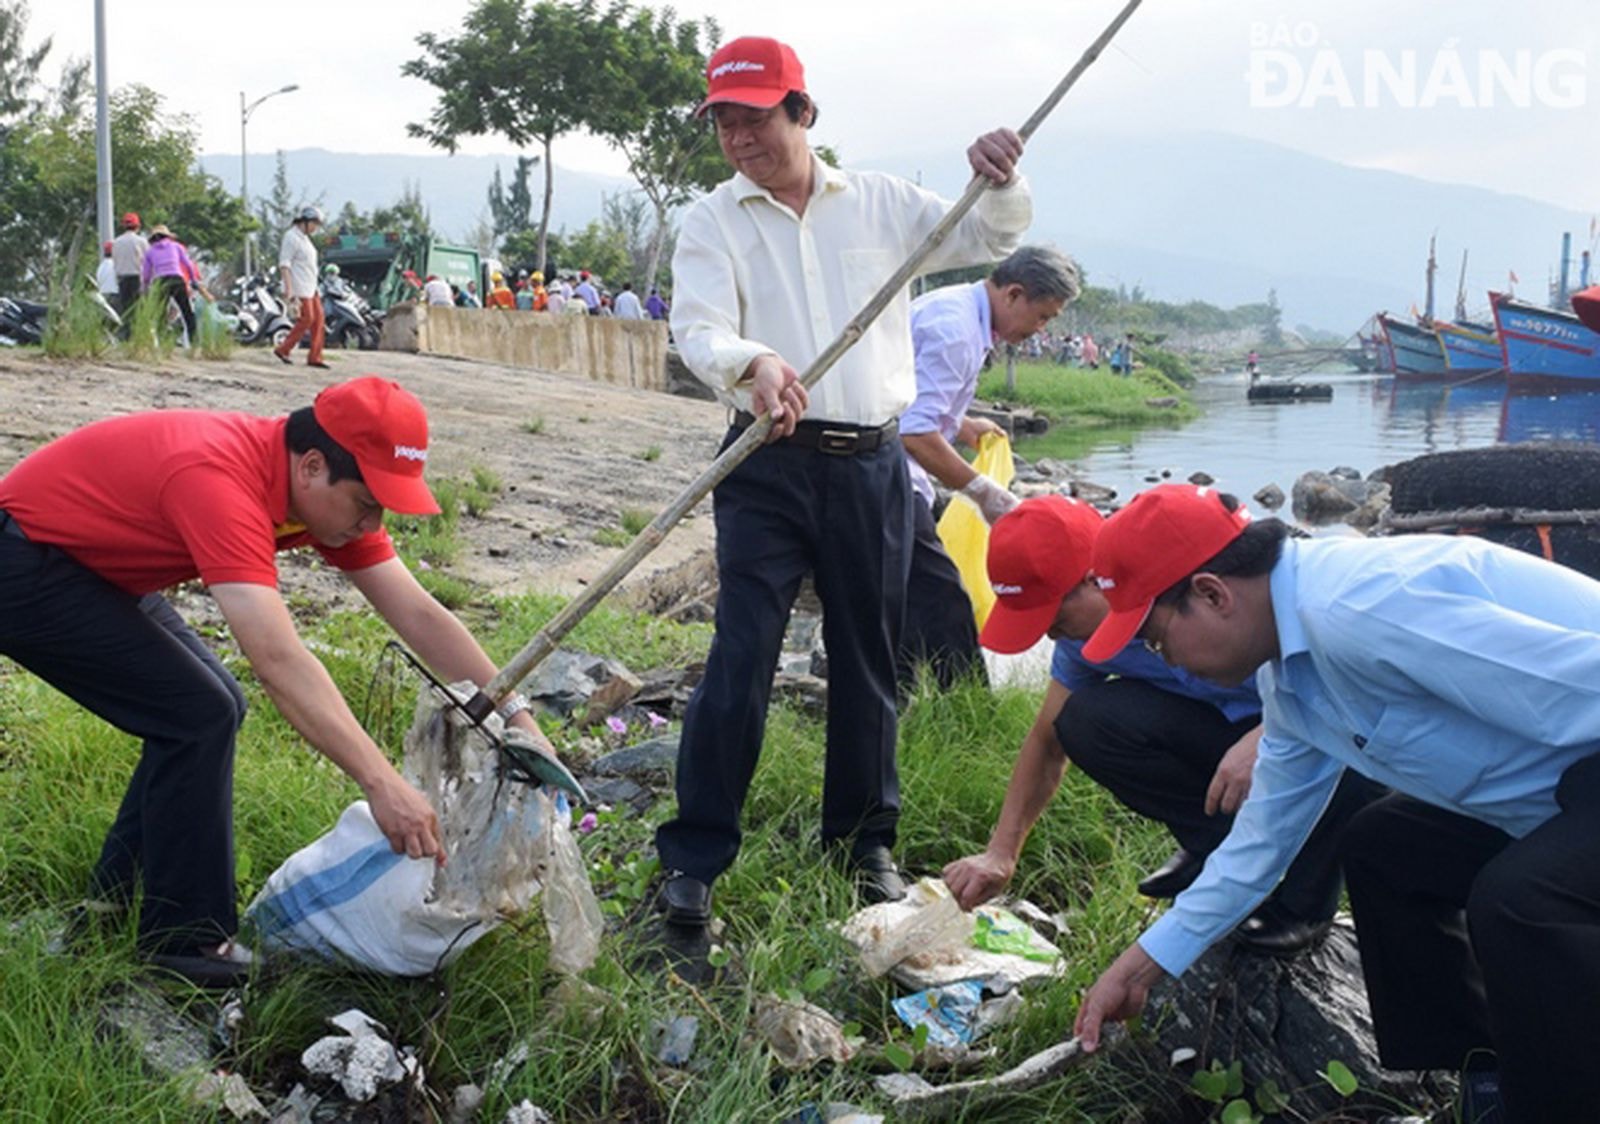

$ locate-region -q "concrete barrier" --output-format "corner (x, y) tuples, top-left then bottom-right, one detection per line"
(380, 302), (671, 392)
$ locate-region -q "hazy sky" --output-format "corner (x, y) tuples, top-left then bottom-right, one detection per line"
(35, 0), (1600, 212)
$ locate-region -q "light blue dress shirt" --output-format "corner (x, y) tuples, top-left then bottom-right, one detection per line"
(1051, 637), (1261, 725)
(1139, 533), (1600, 976)
(901, 281), (992, 507)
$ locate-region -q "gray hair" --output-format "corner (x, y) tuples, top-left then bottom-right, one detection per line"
(991, 245), (1081, 303)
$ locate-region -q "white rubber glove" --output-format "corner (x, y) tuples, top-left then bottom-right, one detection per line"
(959, 474), (1019, 525)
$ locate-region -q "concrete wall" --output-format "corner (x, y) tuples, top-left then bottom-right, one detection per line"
(380, 302), (670, 392)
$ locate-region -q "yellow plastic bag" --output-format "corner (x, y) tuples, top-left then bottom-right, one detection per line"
(935, 432), (1015, 629)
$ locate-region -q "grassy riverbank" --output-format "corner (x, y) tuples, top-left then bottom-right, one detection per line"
(978, 360), (1199, 464)
(0, 466), (1181, 1123)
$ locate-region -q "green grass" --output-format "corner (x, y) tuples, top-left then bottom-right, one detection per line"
(978, 360), (1198, 427)
(0, 455), (1191, 1119)
(522, 416), (547, 436)
(40, 289), (116, 360)
(639, 445), (662, 462)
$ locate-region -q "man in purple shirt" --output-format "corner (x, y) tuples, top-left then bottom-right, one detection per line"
(940, 496), (1377, 952)
(898, 247), (1078, 691)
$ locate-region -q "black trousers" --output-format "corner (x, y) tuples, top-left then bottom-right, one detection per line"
(897, 494), (985, 694)
(655, 428), (913, 883)
(1057, 677), (1379, 922)
(0, 513), (246, 953)
(156, 276), (196, 342)
(115, 274), (141, 315)
(1342, 758), (1600, 1123)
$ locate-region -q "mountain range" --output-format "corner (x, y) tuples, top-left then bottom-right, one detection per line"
(201, 131), (1593, 335)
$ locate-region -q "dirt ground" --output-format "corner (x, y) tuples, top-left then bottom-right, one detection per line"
(0, 346), (729, 613)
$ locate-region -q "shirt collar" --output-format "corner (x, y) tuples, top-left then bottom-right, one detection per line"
(972, 281), (993, 345)
(266, 415), (292, 527)
(732, 152), (848, 207)
(1269, 538), (1309, 664)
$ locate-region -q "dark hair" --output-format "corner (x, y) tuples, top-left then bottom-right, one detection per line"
(782, 90), (817, 127)
(991, 246), (1081, 303)
(1156, 493), (1289, 607)
(286, 407), (364, 485)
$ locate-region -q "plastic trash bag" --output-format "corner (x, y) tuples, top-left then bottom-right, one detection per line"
(935, 432), (1016, 629)
(892, 981), (985, 1048)
(246, 681), (602, 976)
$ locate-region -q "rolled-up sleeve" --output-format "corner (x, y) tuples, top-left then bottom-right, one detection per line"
(1137, 732), (1344, 976)
(914, 175), (1033, 276)
(670, 203), (774, 393)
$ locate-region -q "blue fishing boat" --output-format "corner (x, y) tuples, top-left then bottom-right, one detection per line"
(1378, 313), (1451, 378)
(1435, 320), (1503, 379)
(1489, 291), (1600, 389)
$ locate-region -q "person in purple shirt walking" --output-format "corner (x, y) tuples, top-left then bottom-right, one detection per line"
(644, 287), (668, 320)
(898, 246), (1078, 691)
(140, 224), (199, 343)
(940, 496), (1377, 952)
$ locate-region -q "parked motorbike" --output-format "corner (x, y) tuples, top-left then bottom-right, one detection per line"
(0, 296), (48, 346)
(230, 274), (294, 349)
(321, 273), (383, 350)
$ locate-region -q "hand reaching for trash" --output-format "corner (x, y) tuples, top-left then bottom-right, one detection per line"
(942, 849), (1016, 911)
(365, 769), (446, 864)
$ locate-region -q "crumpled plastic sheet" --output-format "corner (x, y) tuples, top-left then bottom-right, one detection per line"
(753, 994), (856, 1070)
(840, 879), (1063, 992)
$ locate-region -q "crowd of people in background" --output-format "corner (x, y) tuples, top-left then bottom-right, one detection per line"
(409, 265), (670, 322)
(96, 212), (215, 344)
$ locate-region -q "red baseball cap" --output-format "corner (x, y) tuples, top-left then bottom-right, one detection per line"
(312, 377), (441, 516)
(979, 496), (1104, 655)
(1081, 485), (1252, 662)
(696, 36), (806, 117)
(1573, 285), (1600, 334)
(121, 212), (139, 228)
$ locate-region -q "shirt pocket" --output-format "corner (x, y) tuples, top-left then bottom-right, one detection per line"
(1366, 705), (1486, 804)
(839, 248), (905, 346)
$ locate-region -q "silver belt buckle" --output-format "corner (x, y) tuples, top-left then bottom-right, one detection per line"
(818, 428), (860, 455)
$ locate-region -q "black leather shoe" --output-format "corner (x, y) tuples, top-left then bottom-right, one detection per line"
(660, 872), (712, 928)
(849, 844), (907, 904)
(1136, 848), (1204, 899)
(1233, 905), (1331, 957)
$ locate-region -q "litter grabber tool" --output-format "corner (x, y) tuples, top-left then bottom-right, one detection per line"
(445, 0), (1148, 750)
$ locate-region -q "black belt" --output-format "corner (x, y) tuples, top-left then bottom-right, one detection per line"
(733, 411), (898, 456)
(0, 509), (26, 539)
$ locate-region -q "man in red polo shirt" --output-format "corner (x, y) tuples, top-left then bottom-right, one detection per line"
(0, 377), (558, 985)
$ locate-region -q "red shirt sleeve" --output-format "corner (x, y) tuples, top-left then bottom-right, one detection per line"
(158, 465), (281, 586)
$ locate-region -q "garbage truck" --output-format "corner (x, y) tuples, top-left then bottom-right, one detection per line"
(320, 231), (482, 311)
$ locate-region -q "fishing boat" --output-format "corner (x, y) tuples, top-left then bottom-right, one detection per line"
(1378, 313), (1451, 378)
(1489, 291), (1600, 389)
(1435, 320), (1504, 380)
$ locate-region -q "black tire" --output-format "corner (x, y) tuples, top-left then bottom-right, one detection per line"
(335, 323), (360, 349)
(270, 325), (290, 350)
(1387, 443), (1600, 515)
(359, 325), (380, 350)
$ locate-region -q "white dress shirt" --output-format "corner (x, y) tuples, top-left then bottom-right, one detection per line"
(278, 225), (319, 299)
(902, 281), (993, 505)
(671, 155), (1031, 426)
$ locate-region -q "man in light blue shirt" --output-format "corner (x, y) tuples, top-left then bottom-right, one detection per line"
(897, 247), (1078, 691)
(1074, 484), (1600, 1123)
(941, 496), (1371, 954)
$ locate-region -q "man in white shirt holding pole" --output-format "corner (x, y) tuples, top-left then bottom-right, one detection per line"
(654, 34), (1032, 929)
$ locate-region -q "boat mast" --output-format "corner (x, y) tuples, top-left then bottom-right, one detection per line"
(1424, 234), (1437, 324)
(1455, 249), (1469, 322)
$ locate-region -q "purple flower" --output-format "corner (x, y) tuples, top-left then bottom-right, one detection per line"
(605, 715), (628, 735)
(647, 710), (668, 729)
(577, 811), (598, 834)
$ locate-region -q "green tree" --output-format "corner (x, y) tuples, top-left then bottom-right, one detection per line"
(587, 6), (724, 291)
(486, 154), (538, 244)
(404, 0), (621, 274)
(3, 77), (250, 294)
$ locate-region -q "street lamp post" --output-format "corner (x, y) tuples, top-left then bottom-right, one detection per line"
(240, 84), (299, 277)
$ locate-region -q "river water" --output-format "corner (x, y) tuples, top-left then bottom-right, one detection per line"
(989, 371), (1600, 685)
(1030, 370), (1600, 509)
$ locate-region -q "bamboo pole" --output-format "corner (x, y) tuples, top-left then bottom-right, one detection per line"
(482, 0), (1148, 706)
